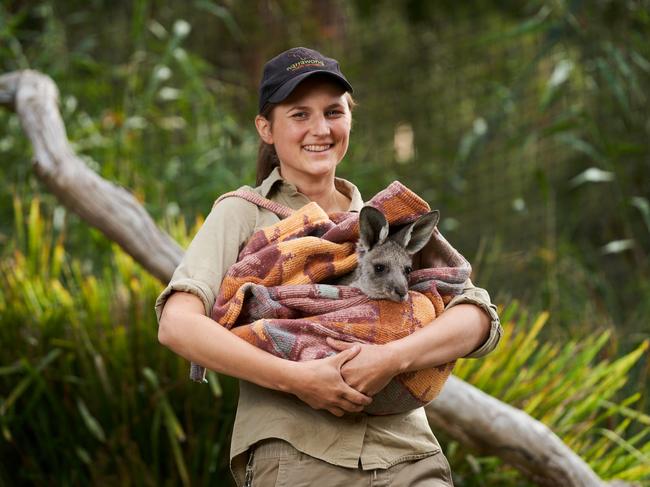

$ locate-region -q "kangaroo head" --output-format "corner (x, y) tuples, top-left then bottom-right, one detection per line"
(355, 206), (440, 302)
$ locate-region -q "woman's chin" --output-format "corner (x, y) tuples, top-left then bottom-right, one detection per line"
(302, 159), (339, 177)
(308, 165), (338, 178)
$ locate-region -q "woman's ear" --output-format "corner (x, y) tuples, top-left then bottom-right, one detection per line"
(255, 115), (274, 145)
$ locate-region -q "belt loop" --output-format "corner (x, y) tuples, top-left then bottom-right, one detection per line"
(373, 469), (378, 480)
(244, 449), (255, 487)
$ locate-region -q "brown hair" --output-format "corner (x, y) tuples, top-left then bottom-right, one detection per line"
(255, 92), (356, 186)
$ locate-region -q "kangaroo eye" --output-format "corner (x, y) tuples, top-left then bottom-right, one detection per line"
(404, 266), (413, 275)
(374, 264), (386, 273)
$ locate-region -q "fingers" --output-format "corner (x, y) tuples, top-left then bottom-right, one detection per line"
(332, 391), (373, 416)
(328, 346), (373, 404)
(318, 391), (367, 416)
(327, 337), (356, 351)
(342, 386), (372, 406)
(330, 398), (365, 417)
(321, 388), (372, 417)
(329, 407), (345, 417)
(331, 344), (361, 365)
(297, 348), (373, 417)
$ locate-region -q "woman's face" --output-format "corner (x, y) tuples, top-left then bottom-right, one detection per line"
(256, 77), (352, 183)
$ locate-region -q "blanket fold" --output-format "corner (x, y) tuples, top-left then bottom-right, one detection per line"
(198, 181), (471, 415)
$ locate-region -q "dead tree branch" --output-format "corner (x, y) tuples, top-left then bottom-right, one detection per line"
(0, 70), (182, 282)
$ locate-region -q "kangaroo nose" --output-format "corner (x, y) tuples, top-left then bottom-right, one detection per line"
(394, 287), (407, 301)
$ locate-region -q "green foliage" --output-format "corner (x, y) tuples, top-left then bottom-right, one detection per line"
(0, 0), (258, 233)
(451, 305), (650, 484)
(1, 200), (649, 485)
(0, 199), (239, 486)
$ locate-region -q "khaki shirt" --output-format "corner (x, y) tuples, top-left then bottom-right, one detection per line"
(155, 167), (502, 485)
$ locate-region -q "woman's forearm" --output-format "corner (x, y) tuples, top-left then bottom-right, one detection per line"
(387, 303), (491, 374)
(158, 291), (372, 416)
(158, 292), (298, 392)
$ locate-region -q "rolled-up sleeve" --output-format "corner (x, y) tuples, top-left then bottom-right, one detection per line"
(155, 197), (257, 322)
(445, 278), (502, 358)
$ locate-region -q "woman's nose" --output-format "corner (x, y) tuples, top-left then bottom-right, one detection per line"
(310, 114), (330, 136)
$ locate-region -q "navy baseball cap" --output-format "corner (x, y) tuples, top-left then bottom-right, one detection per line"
(258, 47), (353, 113)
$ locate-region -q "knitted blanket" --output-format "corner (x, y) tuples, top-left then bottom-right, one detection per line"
(198, 182), (471, 415)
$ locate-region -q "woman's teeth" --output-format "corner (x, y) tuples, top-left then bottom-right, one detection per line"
(303, 144), (332, 152)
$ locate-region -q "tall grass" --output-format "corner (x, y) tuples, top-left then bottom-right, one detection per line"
(450, 306), (650, 485)
(1, 198), (648, 486)
(0, 197), (238, 486)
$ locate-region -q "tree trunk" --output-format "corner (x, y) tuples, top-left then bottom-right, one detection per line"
(0, 69), (634, 487)
(0, 70), (182, 282)
(427, 376), (611, 487)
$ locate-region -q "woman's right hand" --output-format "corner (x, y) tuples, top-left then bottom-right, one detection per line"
(287, 345), (373, 417)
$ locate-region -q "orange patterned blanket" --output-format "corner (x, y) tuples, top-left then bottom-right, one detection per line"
(196, 182), (471, 415)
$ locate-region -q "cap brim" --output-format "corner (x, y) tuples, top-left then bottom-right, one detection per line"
(267, 70), (353, 105)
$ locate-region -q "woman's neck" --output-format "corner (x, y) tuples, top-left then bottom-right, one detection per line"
(279, 166), (350, 213)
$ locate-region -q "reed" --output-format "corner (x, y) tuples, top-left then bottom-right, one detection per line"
(450, 304), (650, 485)
(0, 197), (238, 485)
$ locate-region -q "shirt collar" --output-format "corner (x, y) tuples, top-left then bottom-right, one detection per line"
(257, 166), (285, 198)
(334, 176), (364, 212)
(257, 166), (364, 212)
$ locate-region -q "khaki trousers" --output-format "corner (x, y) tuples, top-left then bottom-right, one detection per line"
(240, 438), (454, 487)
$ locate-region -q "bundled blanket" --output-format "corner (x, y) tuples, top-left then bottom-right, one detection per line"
(192, 182), (471, 415)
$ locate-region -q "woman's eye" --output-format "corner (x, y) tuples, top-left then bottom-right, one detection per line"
(291, 112), (308, 119)
(326, 110), (343, 117)
(404, 266), (413, 275)
(374, 264), (386, 273)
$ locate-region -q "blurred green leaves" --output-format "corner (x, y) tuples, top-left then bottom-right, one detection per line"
(631, 197), (650, 234)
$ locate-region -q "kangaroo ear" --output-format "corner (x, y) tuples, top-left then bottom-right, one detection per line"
(392, 210), (440, 255)
(358, 206), (389, 250)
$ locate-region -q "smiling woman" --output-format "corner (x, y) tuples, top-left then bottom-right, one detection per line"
(156, 47), (501, 487)
(254, 77), (353, 212)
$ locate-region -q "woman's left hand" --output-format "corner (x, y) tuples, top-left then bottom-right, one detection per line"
(326, 337), (402, 396)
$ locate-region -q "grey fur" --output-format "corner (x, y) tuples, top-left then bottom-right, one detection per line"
(340, 206), (440, 302)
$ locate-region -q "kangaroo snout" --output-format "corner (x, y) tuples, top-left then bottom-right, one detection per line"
(392, 284), (408, 302)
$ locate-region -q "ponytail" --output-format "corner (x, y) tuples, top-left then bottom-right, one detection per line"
(256, 102), (279, 186)
(256, 140), (279, 186)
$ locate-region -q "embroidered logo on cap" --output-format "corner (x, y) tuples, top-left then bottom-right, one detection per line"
(286, 58), (325, 72)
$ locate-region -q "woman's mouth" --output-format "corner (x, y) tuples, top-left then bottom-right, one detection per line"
(303, 144), (333, 152)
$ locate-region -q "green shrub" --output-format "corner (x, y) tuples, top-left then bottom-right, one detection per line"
(449, 305), (650, 485)
(0, 197), (238, 486)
